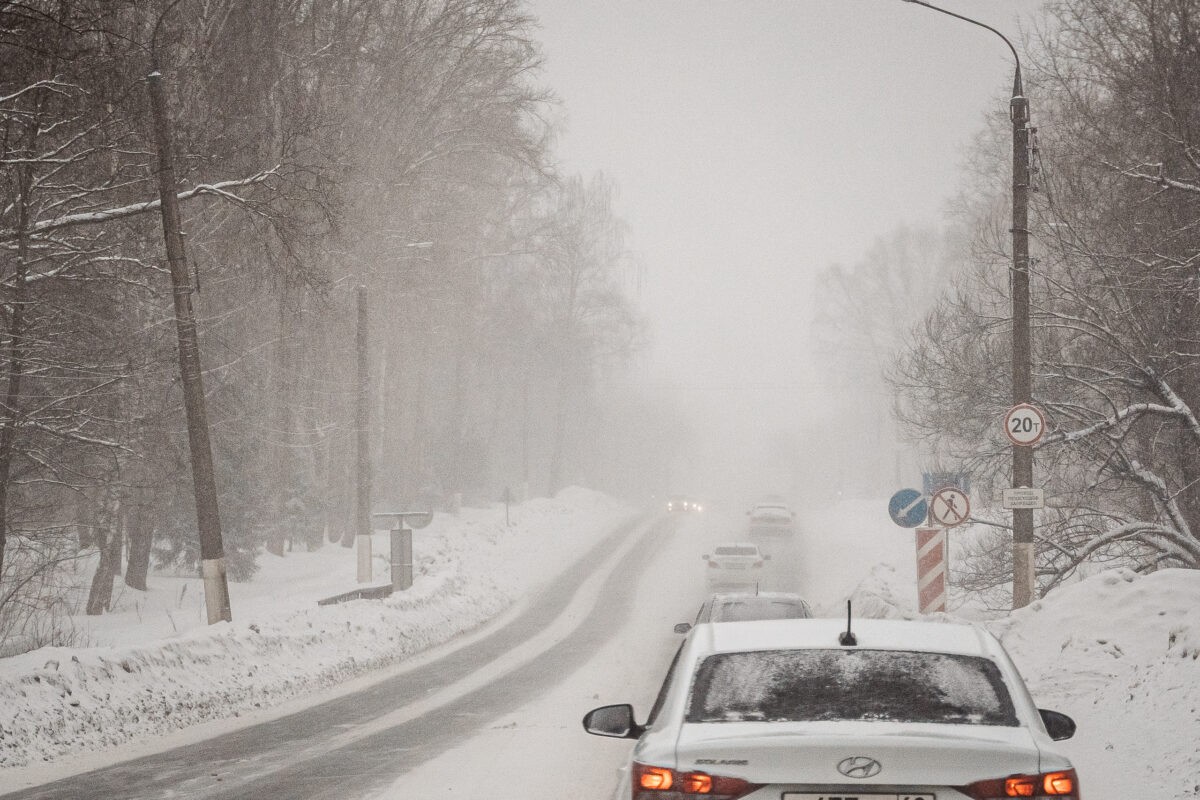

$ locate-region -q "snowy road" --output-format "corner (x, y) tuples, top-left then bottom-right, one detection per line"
(382, 507), (822, 800)
(0, 498), (908, 800)
(2, 493), (1195, 797)
(0, 512), (678, 800)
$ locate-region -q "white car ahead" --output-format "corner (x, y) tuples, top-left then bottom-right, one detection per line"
(584, 617), (1079, 800)
(703, 543), (770, 592)
(747, 502), (796, 536)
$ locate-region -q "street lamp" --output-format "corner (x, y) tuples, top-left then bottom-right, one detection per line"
(901, 0), (1036, 609)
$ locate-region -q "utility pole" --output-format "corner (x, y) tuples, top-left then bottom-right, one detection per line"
(1010, 72), (1035, 609)
(147, 68), (232, 624)
(353, 286), (373, 583)
(901, 0), (1037, 610)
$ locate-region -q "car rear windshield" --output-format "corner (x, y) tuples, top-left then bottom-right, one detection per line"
(714, 546), (758, 556)
(686, 648), (1018, 726)
(712, 600), (809, 622)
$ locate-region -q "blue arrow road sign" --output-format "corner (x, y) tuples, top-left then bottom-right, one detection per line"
(888, 488), (928, 528)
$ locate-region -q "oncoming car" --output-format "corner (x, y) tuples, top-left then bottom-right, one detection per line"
(583, 617), (1079, 800)
(674, 592), (813, 634)
(667, 495), (703, 513)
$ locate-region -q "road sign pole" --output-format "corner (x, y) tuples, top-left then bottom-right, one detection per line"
(916, 527), (947, 613)
(374, 511), (432, 592)
(390, 524), (413, 591)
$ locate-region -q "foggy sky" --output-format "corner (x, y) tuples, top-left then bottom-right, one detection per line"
(527, 0), (1048, 500)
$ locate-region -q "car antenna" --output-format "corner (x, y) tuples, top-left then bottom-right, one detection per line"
(839, 600), (857, 646)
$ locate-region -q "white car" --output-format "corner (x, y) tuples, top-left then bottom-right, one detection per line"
(674, 592), (813, 634)
(747, 502), (796, 536)
(703, 543), (770, 591)
(584, 617), (1079, 800)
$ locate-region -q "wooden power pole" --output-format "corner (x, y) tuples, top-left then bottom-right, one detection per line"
(1010, 70), (1035, 609)
(353, 286), (373, 582)
(147, 68), (232, 624)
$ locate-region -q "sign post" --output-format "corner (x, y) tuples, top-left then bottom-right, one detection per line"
(372, 511), (433, 592)
(1003, 403), (1045, 609)
(916, 527), (948, 613)
(920, 486), (970, 615)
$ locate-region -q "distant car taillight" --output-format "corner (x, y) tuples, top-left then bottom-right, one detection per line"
(633, 762), (761, 800)
(708, 560), (719, 568)
(962, 769), (1080, 798)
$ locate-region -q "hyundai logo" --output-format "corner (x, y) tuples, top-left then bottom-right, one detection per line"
(837, 756), (882, 779)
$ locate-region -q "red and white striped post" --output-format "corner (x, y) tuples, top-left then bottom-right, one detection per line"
(916, 527), (947, 613)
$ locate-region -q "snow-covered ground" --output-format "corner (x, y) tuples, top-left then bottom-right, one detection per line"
(2, 489), (1199, 798)
(0, 487), (634, 777)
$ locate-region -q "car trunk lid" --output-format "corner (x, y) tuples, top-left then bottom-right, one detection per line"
(674, 721), (1041, 786)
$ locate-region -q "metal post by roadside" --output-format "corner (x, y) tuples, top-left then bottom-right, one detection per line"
(373, 511), (433, 591)
(389, 521), (413, 591)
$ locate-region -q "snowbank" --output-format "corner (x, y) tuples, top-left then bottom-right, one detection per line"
(0, 489), (633, 770)
(804, 494), (1200, 798)
(990, 568), (1200, 797)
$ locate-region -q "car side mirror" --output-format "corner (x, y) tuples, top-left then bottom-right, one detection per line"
(1039, 708), (1076, 741)
(583, 704), (644, 739)
(673, 622), (692, 634)
(702, 554), (710, 561)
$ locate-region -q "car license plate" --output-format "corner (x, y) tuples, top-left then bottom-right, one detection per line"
(783, 795), (934, 800)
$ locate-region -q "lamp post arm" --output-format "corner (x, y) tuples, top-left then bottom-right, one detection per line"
(900, 0), (1023, 95)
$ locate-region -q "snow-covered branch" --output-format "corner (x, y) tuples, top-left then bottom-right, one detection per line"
(1040, 401), (1179, 446)
(1104, 160), (1200, 195)
(0, 168), (280, 243)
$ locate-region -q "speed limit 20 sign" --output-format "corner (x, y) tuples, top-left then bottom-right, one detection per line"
(1004, 403), (1046, 446)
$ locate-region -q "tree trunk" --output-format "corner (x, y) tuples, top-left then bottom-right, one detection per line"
(125, 497), (153, 591)
(267, 287), (290, 558)
(0, 164), (33, 587)
(86, 503), (123, 615)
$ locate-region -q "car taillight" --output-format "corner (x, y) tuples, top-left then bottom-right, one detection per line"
(961, 769), (1080, 799)
(633, 762), (761, 800)
(708, 560), (719, 568)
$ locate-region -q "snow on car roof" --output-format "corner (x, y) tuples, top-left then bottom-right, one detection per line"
(694, 617), (998, 658)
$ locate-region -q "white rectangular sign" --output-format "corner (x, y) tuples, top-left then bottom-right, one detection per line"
(1002, 487), (1045, 509)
